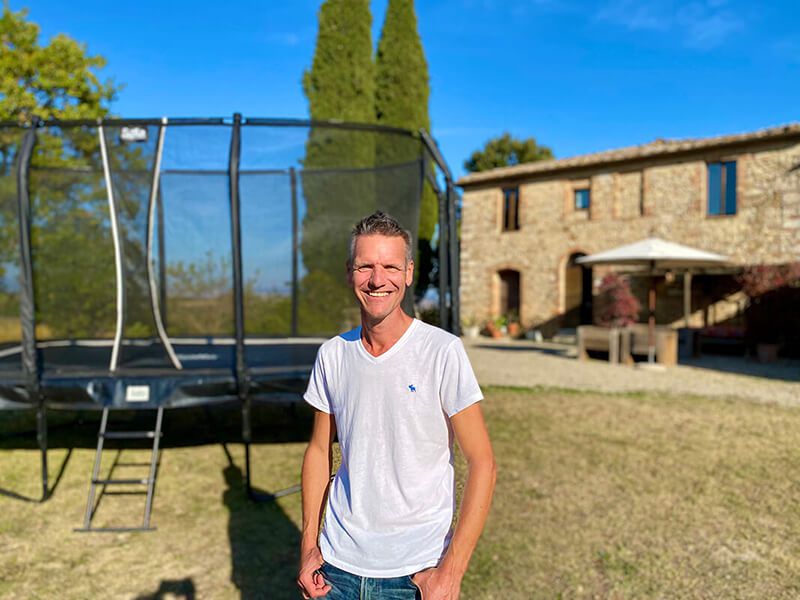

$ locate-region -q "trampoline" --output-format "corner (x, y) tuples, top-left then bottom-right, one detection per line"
(0, 114), (459, 527)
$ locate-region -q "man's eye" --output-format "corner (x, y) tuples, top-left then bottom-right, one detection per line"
(356, 266), (371, 273)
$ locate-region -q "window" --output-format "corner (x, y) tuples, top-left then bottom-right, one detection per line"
(708, 161), (737, 216)
(574, 188), (590, 210)
(502, 187), (520, 231)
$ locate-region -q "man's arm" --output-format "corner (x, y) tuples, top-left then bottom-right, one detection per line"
(413, 402), (496, 600)
(297, 409), (336, 599)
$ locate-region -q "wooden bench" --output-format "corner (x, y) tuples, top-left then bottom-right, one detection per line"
(578, 325), (679, 366)
(577, 325), (622, 363)
(620, 324), (678, 366)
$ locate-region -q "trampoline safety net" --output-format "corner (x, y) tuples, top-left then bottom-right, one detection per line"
(0, 116), (459, 410)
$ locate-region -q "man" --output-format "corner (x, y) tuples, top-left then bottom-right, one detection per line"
(297, 211), (496, 600)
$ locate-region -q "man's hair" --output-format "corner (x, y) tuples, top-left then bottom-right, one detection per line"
(349, 211), (413, 265)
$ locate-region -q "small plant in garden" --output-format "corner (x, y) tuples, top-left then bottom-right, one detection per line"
(595, 273), (641, 327)
(505, 311), (521, 337)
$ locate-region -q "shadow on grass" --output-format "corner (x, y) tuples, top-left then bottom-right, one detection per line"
(0, 402), (315, 450)
(223, 447), (301, 600)
(680, 354), (800, 383)
(0, 446), (72, 502)
(134, 578), (196, 599)
(0, 403), (315, 503)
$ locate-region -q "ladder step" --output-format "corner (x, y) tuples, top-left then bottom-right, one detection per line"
(101, 431), (161, 440)
(92, 478), (151, 485)
(81, 406), (164, 532)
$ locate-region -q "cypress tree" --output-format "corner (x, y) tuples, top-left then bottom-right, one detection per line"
(303, 0), (375, 125)
(375, 0), (437, 298)
(301, 0), (376, 333)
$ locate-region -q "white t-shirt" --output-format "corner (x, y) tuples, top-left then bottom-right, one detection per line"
(303, 318), (483, 578)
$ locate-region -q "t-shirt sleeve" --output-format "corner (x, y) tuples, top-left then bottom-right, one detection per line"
(303, 348), (331, 414)
(439, 338), (483, 417)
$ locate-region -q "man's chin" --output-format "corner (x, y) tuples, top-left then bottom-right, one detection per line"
(360, 306), (404, 327)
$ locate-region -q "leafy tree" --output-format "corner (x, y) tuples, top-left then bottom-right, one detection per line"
(375, 0), (436, 299)
(0, 5), (121, 340)
(301, 0), (375, 333)
(0, 5), (118, 125)
(464, 132), (554, 173)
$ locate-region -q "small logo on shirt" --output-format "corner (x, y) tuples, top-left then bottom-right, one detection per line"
(408, 384), (416, 392)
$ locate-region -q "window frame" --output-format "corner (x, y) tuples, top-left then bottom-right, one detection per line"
(501, 186), (521, 231)
(574, 187), (591, 211)
(707, 160), (737, 217)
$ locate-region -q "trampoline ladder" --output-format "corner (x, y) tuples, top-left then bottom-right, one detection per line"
(76, 407), (164, 532)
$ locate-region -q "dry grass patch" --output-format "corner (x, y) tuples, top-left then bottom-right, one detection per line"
(466, 387), (800, 599)
(2, 389), (800, 598)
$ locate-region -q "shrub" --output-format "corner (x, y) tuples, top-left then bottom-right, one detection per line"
(595, 273), (641, 327)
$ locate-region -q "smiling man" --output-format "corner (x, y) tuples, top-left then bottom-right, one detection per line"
(297, 211), (496, 600)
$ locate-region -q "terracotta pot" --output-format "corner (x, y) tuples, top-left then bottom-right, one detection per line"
(485, 323), (503, 338)
(507, 322), (521, 338)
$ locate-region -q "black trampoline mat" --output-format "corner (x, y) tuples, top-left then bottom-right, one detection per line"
(0, 337), (322, 409)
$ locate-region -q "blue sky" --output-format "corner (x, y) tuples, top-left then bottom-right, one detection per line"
(21, 0), (800, 180)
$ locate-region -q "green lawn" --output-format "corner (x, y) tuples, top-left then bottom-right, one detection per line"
(2, 388), (800, 599)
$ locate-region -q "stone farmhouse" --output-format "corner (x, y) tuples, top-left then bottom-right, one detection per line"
(456, 123), (800, 337)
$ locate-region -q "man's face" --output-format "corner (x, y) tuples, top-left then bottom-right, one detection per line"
(348, 234), (414, 325)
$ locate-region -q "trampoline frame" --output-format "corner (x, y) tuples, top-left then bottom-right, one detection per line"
(2, 114), (460, 505)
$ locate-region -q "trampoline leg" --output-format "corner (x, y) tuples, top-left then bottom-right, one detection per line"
(242, 397), (253, 498)
(245, 441), (252, 497)
(37, 406), (48, 502)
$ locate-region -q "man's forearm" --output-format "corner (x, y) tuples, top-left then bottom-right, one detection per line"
(300, 443), (332, 550)
(440, 455), (497, 575)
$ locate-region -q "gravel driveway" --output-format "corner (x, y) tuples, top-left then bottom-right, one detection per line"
(463, 337), (800, 407)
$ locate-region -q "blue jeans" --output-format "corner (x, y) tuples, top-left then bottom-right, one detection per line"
(319, 563), (421, 600)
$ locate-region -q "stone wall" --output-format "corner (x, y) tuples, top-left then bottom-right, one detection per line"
(459, 139), (800, 331)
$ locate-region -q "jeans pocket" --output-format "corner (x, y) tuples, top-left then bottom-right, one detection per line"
(407, 575), (422, 600)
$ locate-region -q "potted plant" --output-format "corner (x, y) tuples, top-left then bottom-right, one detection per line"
(462, 315), (481, 339)
(483, 315), (506, 339)
(506, 311), (521, 338)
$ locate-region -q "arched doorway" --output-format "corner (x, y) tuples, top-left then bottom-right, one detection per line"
(563, 253), (592, 327)
(497, 269), (521, 318)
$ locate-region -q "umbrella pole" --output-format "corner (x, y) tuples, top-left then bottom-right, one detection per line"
(648, 269), (656, 364)
(683, 271), (692, 327)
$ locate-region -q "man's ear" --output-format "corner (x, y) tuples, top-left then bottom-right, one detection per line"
(345, 260), (353, 285)
(405, 260), (415, 286)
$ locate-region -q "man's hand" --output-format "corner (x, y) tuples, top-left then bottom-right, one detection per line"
(411, 566), (462, 600)
(297, 546), (330, 599)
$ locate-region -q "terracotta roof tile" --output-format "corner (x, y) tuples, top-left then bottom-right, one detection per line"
(456, 123), (800, 187)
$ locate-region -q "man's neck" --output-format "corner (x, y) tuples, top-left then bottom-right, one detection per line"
(360, 309), (414, 357)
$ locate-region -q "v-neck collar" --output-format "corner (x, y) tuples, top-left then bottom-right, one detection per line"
(356, 318), (418, 364)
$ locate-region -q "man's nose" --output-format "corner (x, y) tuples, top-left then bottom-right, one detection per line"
(369, 266), (387, 287)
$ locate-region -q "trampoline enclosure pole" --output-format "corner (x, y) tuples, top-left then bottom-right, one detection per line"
(98, 123), (126, 372)
(16, 126), (47, 500)
(419, 130), (457, 333)
(157, 190), (167, 327)
(228, 114), (252, 494)
(437, 187), (449, 331)
(290, 167), (299, 337)
(447, 183), (460, 336)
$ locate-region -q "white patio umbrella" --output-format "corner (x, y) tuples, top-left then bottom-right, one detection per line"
(576, 238), (729, 363)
